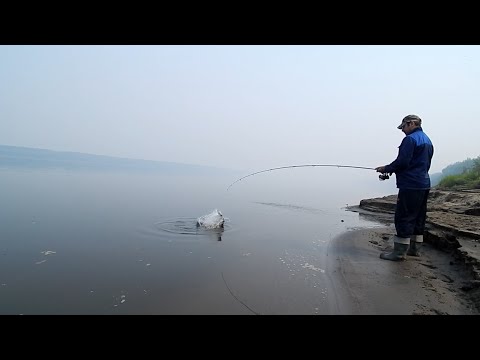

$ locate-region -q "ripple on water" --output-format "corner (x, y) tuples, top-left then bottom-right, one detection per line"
(149, 217), (231, 241)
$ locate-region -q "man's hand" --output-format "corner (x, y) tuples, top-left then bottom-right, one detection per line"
(375, 166), (386, 173)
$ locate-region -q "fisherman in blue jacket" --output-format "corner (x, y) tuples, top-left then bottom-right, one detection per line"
(375, 114), (434, 261)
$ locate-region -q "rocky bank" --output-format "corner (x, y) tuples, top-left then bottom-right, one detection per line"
(350, 188), (480, 311)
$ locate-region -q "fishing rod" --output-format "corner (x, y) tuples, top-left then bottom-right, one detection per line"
(227, 164), (390, 191)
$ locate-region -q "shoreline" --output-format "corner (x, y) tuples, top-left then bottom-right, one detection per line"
(341, 189), (480, 313)
(328, 225), (478, 314)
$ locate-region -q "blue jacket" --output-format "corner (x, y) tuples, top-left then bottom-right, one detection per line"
(384, 127), (434, 190)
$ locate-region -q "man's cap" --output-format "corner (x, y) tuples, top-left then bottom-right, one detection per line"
(397, 114), (422, 129)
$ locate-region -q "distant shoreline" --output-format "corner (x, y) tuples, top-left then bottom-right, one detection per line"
(0, 144), (238, 175)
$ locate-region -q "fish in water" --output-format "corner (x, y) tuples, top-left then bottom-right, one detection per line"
(196, 209), (225, 229)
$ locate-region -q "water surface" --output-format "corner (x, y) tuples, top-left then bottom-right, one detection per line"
(0, 167), (386, 314)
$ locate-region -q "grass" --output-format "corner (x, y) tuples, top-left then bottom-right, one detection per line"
(437, 158), (480, 189)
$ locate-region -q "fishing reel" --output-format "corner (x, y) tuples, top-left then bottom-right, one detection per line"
(379, 173), (391, 181)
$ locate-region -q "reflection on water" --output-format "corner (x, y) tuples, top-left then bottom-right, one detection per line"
(0, 168), (384, 314)
(254, 202), (325, 214)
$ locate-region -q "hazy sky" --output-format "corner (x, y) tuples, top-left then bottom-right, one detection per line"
(1, 45), (479, 173)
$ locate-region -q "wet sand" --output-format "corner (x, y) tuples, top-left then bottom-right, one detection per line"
(325, 226), (478, 315)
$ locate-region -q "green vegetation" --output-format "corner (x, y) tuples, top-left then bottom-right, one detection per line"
(437, 156), (480, 189)
(431, 156), (479, 186)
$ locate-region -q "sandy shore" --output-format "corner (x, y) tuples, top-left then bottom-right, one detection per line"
(326, 226), (479, 315)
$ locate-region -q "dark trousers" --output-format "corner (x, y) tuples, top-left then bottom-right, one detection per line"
(394, 189), (430, 238)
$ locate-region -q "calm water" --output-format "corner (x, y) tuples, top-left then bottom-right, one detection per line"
(0, 167), (391, 314)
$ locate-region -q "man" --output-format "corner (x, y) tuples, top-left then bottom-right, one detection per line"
(375, 114), (434, 261)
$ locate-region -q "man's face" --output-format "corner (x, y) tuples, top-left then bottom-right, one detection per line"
(401, 121), (414, 134)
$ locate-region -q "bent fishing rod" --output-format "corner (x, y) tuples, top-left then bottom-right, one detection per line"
(227, 164), (390, 191)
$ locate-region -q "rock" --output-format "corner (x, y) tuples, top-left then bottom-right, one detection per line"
(357, 189), (480, 240)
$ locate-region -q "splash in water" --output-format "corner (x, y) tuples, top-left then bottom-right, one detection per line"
(196, 209), (225, 229)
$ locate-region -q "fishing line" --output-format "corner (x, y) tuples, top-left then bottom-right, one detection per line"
(227, 164), (378, 191)
(221, 272), (261, 315)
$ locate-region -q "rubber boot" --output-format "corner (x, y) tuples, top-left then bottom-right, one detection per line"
(380, 236), (409, 261)
(407, 235), (423, 257)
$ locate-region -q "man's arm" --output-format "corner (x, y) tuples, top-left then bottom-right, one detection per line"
(384, 136), (415, 174)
